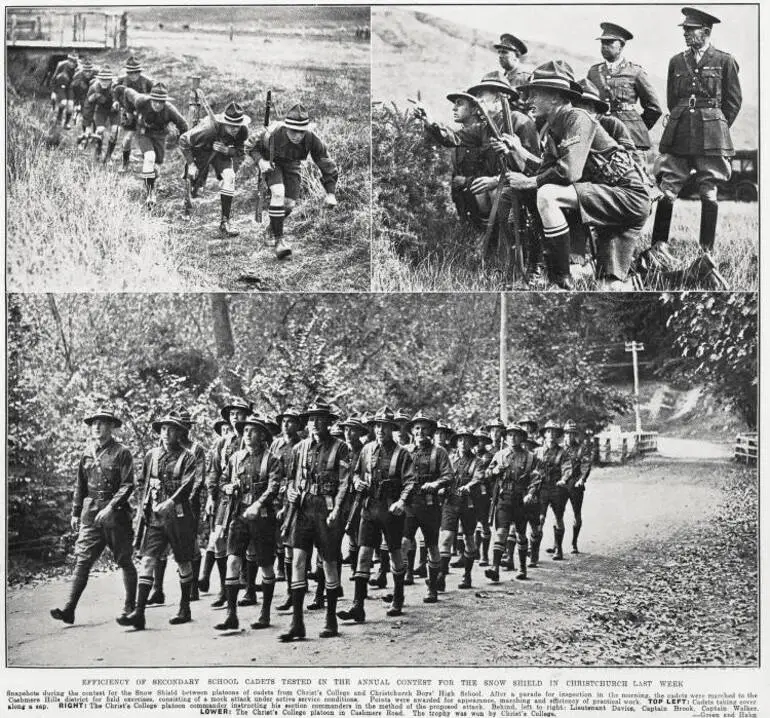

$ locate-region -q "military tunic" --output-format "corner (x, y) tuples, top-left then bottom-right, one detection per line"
(587, 58), (662, 150)
(179, 117), (248, 184)
(125, 88), (188, 165)
(441, 452), (483, 538)
(534, 444), (570, 521)
(73, 437), (135, 567)
(113, 73), (153, 129)
(404, 442), (453, 546)
(82, 83), (119, 129)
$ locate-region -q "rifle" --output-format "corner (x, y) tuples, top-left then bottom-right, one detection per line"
(345, 475), (369, 534)
(220, 481), (240, 536)
(255, 89), (272, 223)
(133, 480), (154, 551)
(281, 468), (311, 543)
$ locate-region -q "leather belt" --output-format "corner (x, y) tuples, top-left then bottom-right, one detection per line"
(676, 97), (720, 109)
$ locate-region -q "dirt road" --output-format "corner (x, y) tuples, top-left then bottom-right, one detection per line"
(7, 445), (735, 667)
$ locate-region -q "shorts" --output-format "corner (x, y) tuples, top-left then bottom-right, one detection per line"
(440, 501), (477, 537)
(539, 484), (569, 520)
(194, 152), (235, 184)
(136, 132), (168, 165)
(227, 509), (277, 567)
(93, 107), (119, 130)
(403, 495), (441, 546)
(265, 162), (302, 201)
(53, 85), (71, 104)
(140, 504), (196, 564)
(358, 499), (405, 552)
(567, 485), (585, 515)
(495, 498), (539, 542)
(120, 109), (137, 130)
(288, 494), (343, 560)
(74, 507), (133, 567)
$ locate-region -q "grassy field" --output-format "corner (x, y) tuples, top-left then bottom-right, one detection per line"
(6, 7), (371, 292)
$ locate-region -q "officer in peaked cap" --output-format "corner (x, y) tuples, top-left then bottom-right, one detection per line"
(494, 33), (532, 111)
(651, 6), (742, 257)
(587, 22), (663, 160)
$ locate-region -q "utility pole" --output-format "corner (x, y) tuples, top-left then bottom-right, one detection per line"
(499, 293), (508, 423)
(625, 341), (644, 434)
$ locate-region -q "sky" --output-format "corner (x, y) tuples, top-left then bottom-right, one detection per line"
(412, 4), (758, 100)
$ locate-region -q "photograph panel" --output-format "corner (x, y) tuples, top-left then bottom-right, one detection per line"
(5, 6), (372, 292)
(371, 5), (758, 292)
(7, 291), (757, 667)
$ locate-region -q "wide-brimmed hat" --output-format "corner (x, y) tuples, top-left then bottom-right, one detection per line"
(359, 411), (376, 428)
(220, 398), (254, 422)
(577, 78), (610, 114)
(483, 417), (506, 432)
(563, 419), (580, 433)
(67, 51), (79, 62)
(370, 406), (400, 428)
(302, 399), (339, 421)
(517, 60), (582, 99)
(95, 68), (113, 82)
(436, 420), (455, 435)
(284, 103), (310, 130)
(173, 409), (194, 429)
(215, 101), (251, 127)
(148, 83), (172, 101)
(505, 423), (528, 437)
(474, 428), (493, 444)
(84, 407), (122, 428)
(467, 70), (520, 100)
(518, 416), (539, 430)
(152, 414), (189, 434)
(213, 418), (231, 435)
(596, 22), (633, 42)
(540, 419), (565, 435)
(340, 413), (366, 431)
(525, 436), (542, 449)
(408, 410), (438, 433)
(235, 414), (275, 438)
(452, 428), (478, 446)
(446, 91), (478, 105)
(330, 421), (345, 438)
(679, 7), (720, 28)
(80, 58), (94, 72)
(124, 55), (143, 72)
(393, 408), (411, 426)
(275, 405), (304, 425)
(494, 33), (528, 56)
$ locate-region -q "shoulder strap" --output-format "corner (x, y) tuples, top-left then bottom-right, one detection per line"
(429, 446), (438, 475)
(150, 447), (160, 479)
(259, 450), (270, 481)
(173, 450), (188, 480)
(326, 440), (341, 472)
(388, 445), (403, 479)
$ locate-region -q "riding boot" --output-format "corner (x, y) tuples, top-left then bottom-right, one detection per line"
(307, 569), (326, 610)
(319, 591), (339, 638)
(337, 577), (367, 623)
(485, 547), (503, 583)
(650, 196), (674, 246)
(120, 563), (138, 619)
(169, 581), (192, 624)
(51, 562), (90, 624)
(251, 581), (274, 629)
(699, 199), (718, 253)
(211, 557), (228, 607)
(553, 527), (565, 561)
(278, 589), (306, 642)
(215, 585), (239, 630)
(121, 148), (131, 172)
(451, 538), (466, 568)
(147, 557), (167, 604)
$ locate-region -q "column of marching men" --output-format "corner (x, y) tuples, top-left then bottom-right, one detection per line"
(51, 399), (594, 641)
(46, 53), (338, 256)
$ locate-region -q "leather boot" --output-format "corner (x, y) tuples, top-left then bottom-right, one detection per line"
(118, 563), (138, 620)
(251, 581), (274, 629)
(485, 548), (503, 583)
(553, 527), (565, 561)
(337, 577), (367, 623)
(650, 196), (674, 246)
(386, 573), (405, 617)
(438, 556), (450, 592)
(415, 546), (428, 578)
(479, 535), (490, 567)
(424, 566), (439, 603)
(211, 557), (227, 607)
(307, 569), (326, 610)
(529, 536), (541, 567)
(516, 549), (529, 580)
(503, 538), (516, 571)
(215, 585), (239, 630)
(369, 551), (389, 588)
(571, 525), (581, 554)
(404, 548), (416, 585)
(278, 589), (306, 642)
(198, 551), (215, 593)
(117, 582), (150, 630)
(238, 562), (259, 606)
(458, 558), (474, 589)
(146, 558), (166, 604)
(699, 199), (718, 253)
(190, 554), (201, 601)
(218, 218), (240, 238)
(51, 561), (90, 625)
(319, 591), (339, 638)
(276, 559), (293, 612)
(169, 581), (192, 624)
(451, 537), (465, 567)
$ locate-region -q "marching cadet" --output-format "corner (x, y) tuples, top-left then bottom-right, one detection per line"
(124, 83), (188, 208)
(200, 398), (252, 607)
(484, 423), (540, 582)
(440, 429), (483, 589)
(81, 67), (119, 162)
(111, 56), (154, 171)
(269, 406), (304, 596)
(145, 409), (207, 606)
(404, 411), (453, 602)
(179, 101), (251, 238)
(48, 51), (78, 128)
(472, 428), (495, 567)
(341, 414), (368, 573)
(483, 417), (507, 453)
(394, 409), (412, 446)
(586, 22), (663, 163)
(650, 7), (742, 256)
(535, 419), (571, 562)
(494, 33), (532, 112)
(117, 415), (197, 630)
(501, 60), (652, 290)
(51, 408), (136, 626)
(214, 415), (281, 631)
(435, 421), (455, 453)
(561, 420), (593, 554)
(338, 407), (414, 622)
(245, 103), (339, 258)
(414, 89), (499, 228)
(280, 400), (350, 641)
(70, 57), (96, 135)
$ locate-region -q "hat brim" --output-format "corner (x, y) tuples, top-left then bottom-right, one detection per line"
(303, 410), (340, 422)
(149, 95), (173, 102)
(467, 82), (520, 100)
(505, 426), (528, 437)
(596, 34), (628, 41)
(276, 412), (304, 425)
(408, 418), (438, 432)
(215, 113), (251, 126)
(234, 419), (273, 436)
(221, 403), (254, 421)
(152, 418), (188, 434)
(452, 432), (478, 444)
(446, 92), (477, 104)
(582, 94), (610, 114)
(540, 426), (565, 435)
(84, 413), (122, 428)
(518, 79), (582, 100)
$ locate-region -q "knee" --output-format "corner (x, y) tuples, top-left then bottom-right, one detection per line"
(140, 556), (156, 575)
(177, 561), (193, 578)
(270, 183), (286, 203)
(536, 184), (561, 212)
(142, 150), (155, 169)
(227, 555), (241, 574)
(262, 565), (275, 580)
(698, 184), (718, 203)
(221, 167), (235, 193)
